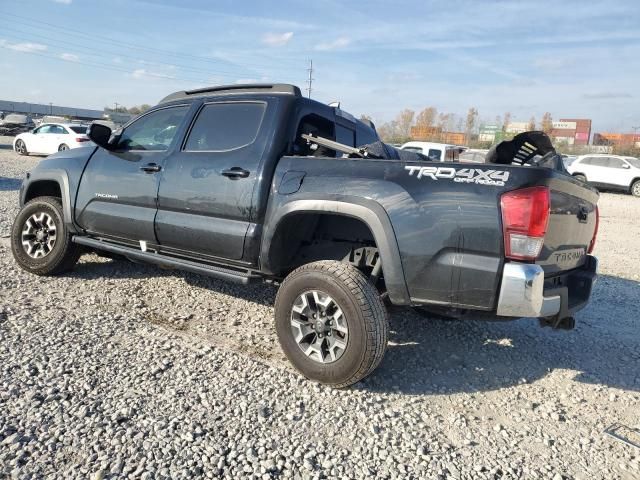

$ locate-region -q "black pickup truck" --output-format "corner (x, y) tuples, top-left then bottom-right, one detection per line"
(11, 84), (599, 387)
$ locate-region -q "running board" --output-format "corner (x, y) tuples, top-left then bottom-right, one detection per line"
(72, 236), (261, 285)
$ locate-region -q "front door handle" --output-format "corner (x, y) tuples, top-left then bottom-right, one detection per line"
(221, 167), (250, 179)
(140, 163), (162, 173)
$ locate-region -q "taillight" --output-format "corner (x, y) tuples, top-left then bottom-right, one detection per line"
(75, 136), (90, 142)
(500, 186), (550, 261)
(588, 206), (599, 253)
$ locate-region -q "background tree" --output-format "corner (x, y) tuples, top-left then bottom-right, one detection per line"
(528, 116), (536, 131)
(127, 104), (152, 115)
(377, 120), (399, 142)
(465, 107), (478, 144)
(359, 114), (372, 122)
(541, 112), (553, 133)
(396, 109), (415, 140)
(415, 107), (437, 128)
(502, 112), (512, 133)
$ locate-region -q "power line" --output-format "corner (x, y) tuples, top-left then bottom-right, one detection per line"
(0, 44), (212, 85)
(0, 11), (303, 72)
(0, 27), (260, 79)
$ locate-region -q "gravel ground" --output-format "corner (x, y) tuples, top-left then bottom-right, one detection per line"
(1, 136), (639, 480)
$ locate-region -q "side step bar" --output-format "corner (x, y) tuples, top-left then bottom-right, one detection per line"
(72, 236), (261, 285)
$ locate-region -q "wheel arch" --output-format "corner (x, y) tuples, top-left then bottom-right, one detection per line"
(21, 170), (76, 233)
(262, 198), (410, 305)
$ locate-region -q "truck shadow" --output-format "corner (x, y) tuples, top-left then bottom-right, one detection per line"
(0, 177), (22, 191)
(67, 257), (639, 396)
(359, 274), (640, 395)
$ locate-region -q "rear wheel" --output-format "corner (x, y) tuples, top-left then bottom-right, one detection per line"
(275, 260), (389, 387)
(58, 144), (69, 152)
(632, 180), (640, 198)
(574, 174), (587, 183)
(15, 139), (28, 156)
(11, 196), (82, 275)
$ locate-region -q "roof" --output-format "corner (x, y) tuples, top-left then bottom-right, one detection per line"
(159, 83), (302, 104)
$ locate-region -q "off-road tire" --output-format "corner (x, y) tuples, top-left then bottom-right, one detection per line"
(15, 139), (28, 156)
(631, 180), (640, 198)
(11, 196), (81, 276)
(275, 260), (389, 387)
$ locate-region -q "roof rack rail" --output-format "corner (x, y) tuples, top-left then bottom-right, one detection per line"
(159, 83), (302, 104)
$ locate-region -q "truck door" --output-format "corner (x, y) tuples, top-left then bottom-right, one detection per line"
(75, 105), (190, 243)
(155, 100), (268, 261)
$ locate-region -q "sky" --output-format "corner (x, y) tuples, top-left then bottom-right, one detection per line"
(0, 0), (639, 133)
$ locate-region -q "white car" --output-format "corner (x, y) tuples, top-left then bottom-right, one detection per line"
(567, 154), (640, 197)
(400, 141), (466, 162)
(13, 123), (94, 156)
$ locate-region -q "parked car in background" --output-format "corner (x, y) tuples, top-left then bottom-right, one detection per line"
(400, 141), (466, 162)
(0, 114), (36, 136)
(561, 155), (578, 168)
(13, 123), (94, 156)
(459, 149), (488, 163)
(566, 154), (640, 197)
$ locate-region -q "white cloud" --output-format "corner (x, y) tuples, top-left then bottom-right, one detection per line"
(113, 57), (123, 64)
(52, 0), (72, 4)
(0, 40), (48, 53)
(583, 92), (633, 100)
(131, 68), (175, 80)
(60, 53), (79, 62)
(261, 32), (293, 47)
(315, 37), (350, 51)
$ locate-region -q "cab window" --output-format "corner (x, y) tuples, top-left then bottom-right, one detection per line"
(293, 113), (335, 156)
(117, 106), (189, 151)
(428, 149), (442, 161)
(185, 102), (266, 151)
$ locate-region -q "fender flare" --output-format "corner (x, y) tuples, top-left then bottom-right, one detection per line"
(20, 169), (77, 233)
(262, 197), (411, 305)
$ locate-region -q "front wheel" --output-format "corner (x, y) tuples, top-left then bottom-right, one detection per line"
(275, 260), (389, 387)
(11, 196), (82, 275)
(58, 144), (69, 152)
(14, 139), (28, 156)
(632, 180), (640, 198)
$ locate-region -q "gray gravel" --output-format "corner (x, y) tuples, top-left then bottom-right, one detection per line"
(1, 136), (639, 479)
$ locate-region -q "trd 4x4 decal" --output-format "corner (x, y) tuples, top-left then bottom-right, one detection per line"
(405, 166), (510, 186)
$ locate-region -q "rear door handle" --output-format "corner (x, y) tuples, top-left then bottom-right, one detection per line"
(140, 163), (162, 173)
(221, 167), (250, 179)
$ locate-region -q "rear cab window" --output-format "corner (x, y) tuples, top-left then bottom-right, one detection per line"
(185, 102), (266, 151)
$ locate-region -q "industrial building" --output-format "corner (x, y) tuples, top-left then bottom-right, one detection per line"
(410, 126), (466, 145)
(0, 100), (103, 121)
(593, 132), (640, 148)
(550, 119), (592, 146)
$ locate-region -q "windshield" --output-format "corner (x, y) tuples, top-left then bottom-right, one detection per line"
(625, 157), (640, 168)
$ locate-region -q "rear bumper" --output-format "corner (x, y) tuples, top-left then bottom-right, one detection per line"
(496, 255), (597, 319)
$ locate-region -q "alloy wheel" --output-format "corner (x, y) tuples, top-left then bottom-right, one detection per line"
(21, 212), (57, 259)
(290, 290), (349, 364)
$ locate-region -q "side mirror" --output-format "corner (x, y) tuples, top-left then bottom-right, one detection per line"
(87, 123), (113, 150)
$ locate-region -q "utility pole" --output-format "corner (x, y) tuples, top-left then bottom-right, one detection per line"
(114, 102), (119, 113)
(633, 126), (640, 144)
(306, 59), (314, 99)
(49, 103), (53, 115)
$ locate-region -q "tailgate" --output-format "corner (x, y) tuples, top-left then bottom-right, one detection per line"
(537, 175), (599, 275)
